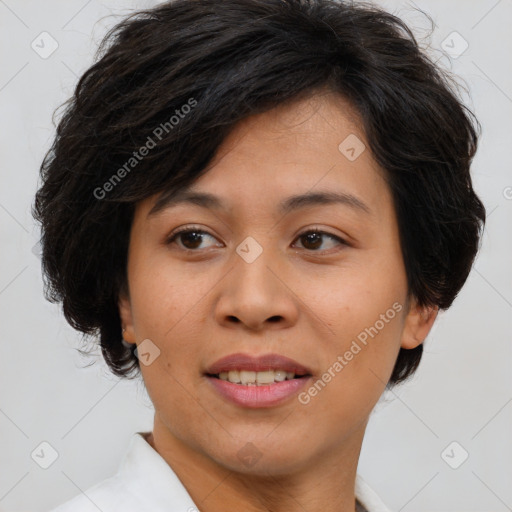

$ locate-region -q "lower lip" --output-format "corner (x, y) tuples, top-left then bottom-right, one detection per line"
(206, 376), (311, 408)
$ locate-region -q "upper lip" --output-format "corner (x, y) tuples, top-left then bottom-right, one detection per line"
(205, 353), (312, 376)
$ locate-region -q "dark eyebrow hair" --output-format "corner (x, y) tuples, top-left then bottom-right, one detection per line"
(279, 190), (371, 215)
(148, 188), (371, 218)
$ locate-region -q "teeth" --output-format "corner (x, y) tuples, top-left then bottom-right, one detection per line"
(217, 370), (298, 385)
(228, 370), (241, 383)
(256, 370), (274, 385)
(274, 370), (287, 382)
(240, 370), (256, 385)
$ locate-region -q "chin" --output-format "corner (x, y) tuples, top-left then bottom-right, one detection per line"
(208, 434), (315, 477)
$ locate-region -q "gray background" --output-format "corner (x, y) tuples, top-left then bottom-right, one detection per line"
(0, 0), (511, 510)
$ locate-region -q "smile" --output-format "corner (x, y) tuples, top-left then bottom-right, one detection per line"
(212, 369), (302, 385)
(205, 353), (313, 407)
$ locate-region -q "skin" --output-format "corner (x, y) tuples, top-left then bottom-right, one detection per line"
(119, 90), (437, 512)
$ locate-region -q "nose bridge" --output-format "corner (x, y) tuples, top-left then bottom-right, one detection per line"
(214, 238), (299, 330)
(232, 239), (282, 304)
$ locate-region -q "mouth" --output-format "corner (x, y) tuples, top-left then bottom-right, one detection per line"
(204, 353), (313, 407)
(206, 369), (311, 386)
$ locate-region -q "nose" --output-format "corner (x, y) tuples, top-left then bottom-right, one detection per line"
(214, 247), (300, 332)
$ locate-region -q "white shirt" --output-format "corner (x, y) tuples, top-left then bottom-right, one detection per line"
(49, 432), (392, 512)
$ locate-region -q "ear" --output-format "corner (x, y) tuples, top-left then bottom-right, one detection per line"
(118, 291), (136, 344)
(401, 298), (439, 349)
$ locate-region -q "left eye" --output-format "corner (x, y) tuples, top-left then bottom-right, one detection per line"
(292, 230), (346, 251)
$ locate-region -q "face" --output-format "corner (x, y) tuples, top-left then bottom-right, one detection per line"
(119, 90), (436, 476)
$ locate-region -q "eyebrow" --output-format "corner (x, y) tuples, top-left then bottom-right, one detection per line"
(148, 189), (371, 218)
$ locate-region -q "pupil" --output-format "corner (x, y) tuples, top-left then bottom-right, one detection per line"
(182, 231), (202, 249)
(303, 232), (321, 249)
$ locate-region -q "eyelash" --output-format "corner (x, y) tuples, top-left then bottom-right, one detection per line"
(166, 225), (348, 253)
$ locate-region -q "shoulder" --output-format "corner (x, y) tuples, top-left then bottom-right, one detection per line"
(47, 432), (198, 512)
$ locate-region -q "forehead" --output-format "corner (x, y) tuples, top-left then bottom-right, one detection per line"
(212, 90), (365, 162)
(144, 90), (392, 219)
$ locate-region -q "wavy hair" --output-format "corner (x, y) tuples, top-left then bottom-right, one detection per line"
(33, 0), (486, 384)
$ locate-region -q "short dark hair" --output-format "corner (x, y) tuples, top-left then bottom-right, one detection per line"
(33, 0), (485, 385)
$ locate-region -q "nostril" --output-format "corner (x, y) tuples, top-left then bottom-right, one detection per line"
(227, 315), (240, 323)
(267, 316), (282, 323)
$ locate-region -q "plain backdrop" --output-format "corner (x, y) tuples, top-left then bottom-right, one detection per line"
(0, 1), (511, 511)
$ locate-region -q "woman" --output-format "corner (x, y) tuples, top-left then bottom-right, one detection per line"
(34, 0), (485, 510)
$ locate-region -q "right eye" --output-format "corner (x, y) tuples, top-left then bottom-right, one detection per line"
(166, 226), (223, 251)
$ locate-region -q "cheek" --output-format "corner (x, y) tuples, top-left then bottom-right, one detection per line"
(141, 359), (213, 448)
(127, 251), (207, 337)
(126, 260), (209, 395)
(308, 265), (406, 345)
(300, 252), (407, 392)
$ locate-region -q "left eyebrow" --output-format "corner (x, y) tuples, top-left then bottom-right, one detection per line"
(278, 190), (371, 216)
(147, 188), (371, 218)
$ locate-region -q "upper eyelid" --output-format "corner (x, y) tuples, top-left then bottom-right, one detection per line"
(167, 226), (221, 243)
(292, 230), (347, 248)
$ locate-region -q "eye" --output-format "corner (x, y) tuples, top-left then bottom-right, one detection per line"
(166, 226), (222, 251)
(292, 229), (347, 251)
